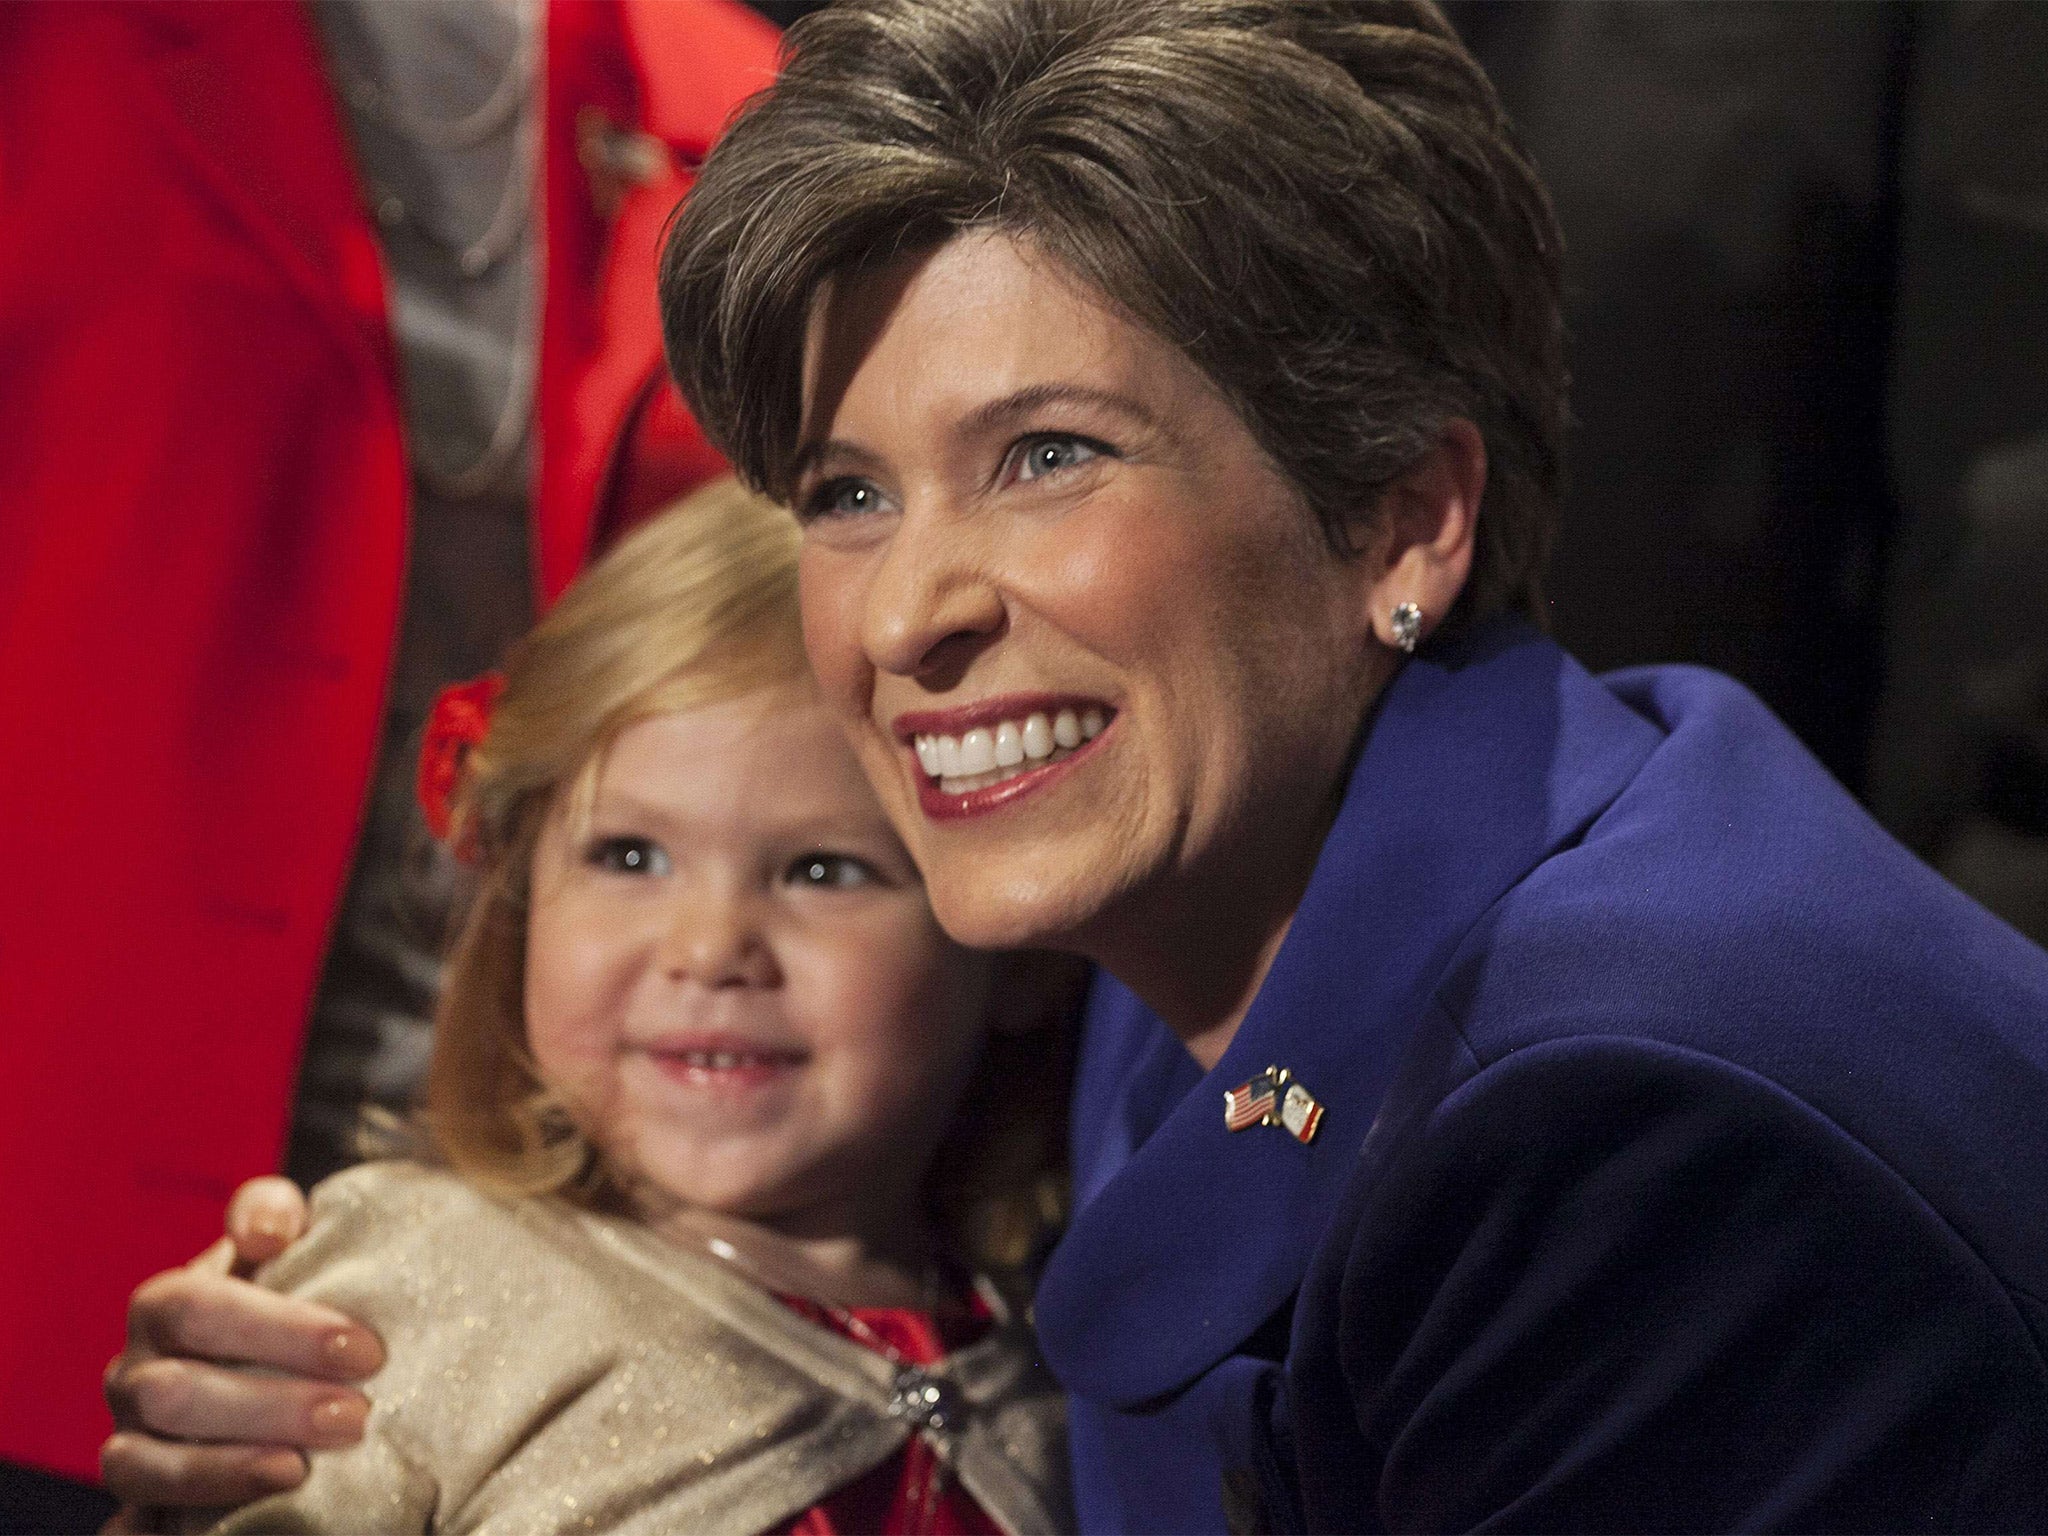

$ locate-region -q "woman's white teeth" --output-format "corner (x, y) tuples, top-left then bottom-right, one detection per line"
(914, 708), (1111, 792)
(1021, 714), (1054, 759)
(994, 721), (1024, 767)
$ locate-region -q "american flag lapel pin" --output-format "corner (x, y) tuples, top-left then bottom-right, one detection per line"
(1223, 1066), (1324, 1144)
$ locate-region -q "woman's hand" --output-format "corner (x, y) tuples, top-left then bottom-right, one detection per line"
(99, 1178), (385, 1515)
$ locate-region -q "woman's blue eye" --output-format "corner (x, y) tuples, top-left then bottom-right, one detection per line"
(802, 478), (888, 523)
(590, 837), (668, 876)
(1014, 436), (1103, 483)
(787, 853), (877, 890)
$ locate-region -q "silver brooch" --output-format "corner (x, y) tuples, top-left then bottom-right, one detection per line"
(889, 1365), (964, 1439)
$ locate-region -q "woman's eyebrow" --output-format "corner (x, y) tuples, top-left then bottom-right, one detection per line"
(962, 382), (1162, 438)
(788, 435), (886, 485)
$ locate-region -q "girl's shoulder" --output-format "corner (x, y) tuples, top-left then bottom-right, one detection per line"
(261, 1161), (765, 1380)
(261, 1160), (537, 1296)
(295, 1158), (493, 1237)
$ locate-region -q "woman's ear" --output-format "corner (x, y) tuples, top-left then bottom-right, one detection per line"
(1360, 418), (1486, 653)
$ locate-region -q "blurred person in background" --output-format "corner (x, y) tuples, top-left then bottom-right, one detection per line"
(1864, 1), (2048, 950)
(0, 1), (778, 1525)
(1449, 2), (2048, 946)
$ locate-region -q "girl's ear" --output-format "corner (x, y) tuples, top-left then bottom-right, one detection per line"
(1358, 418), (1486, 652)
(983, 950), (1094, 1037)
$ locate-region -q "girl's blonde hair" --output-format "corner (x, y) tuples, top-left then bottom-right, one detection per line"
(420, 478), (1071, 1271)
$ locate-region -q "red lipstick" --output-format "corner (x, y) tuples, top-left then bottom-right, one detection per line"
(892, 696), (1117, 822)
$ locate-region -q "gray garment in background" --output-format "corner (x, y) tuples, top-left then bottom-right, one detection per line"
(286, 0), (538, 1186)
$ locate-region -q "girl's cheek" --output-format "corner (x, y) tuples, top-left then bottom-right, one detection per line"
(524, 945), (624, 1085)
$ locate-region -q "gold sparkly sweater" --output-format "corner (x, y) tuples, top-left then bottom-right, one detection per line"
(193, 1163), (1070, 1536)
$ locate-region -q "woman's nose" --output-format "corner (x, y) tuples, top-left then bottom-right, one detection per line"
(859, 505), (1006, 685)
(656, 888), (779, 988)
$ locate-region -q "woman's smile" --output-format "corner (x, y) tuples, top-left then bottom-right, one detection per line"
(896, 695), (1116, 814)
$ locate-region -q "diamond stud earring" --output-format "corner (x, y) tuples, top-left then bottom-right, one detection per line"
(1391, 601), (1423, 654)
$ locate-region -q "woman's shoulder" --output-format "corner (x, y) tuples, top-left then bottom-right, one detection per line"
(1450, 657), (2048, 1045)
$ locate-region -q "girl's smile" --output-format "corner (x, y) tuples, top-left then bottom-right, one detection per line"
(522, 682), (996, 1255)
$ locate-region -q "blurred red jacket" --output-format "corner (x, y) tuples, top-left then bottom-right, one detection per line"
(0, 0), (779, 1479)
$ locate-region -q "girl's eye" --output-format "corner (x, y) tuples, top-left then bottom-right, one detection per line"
(1012, 435), (1106, 484)
(799, 477), (891, 524)
(785, 853), (879, 890)
(588, 837), (669, 877)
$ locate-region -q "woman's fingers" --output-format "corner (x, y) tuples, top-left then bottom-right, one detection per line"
(99, 1430), (308, 1510)
(224, 1177), (309, 1271)
(95, 1186), (381, 1515)
(105, 1355), (370, 1449)
(124, 1265), (383, 1382)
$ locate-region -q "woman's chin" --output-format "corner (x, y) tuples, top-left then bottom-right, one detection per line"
(923, 866), (1112, 958)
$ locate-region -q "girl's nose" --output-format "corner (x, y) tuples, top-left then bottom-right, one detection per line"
(657, 889), (780, 988)
(859, 505), (1006, 685)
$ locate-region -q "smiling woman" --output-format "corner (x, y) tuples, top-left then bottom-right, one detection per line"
(652, 0), (2048, 1531)
(784, 233), (1428, 1053)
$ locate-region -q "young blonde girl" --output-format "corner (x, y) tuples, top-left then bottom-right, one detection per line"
(198, 481), (1073, 1536)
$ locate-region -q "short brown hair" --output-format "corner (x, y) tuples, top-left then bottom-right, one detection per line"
(660, 0), (1566, 626)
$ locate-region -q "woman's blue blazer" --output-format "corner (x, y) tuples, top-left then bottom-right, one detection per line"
(1037, 621), (2048, 1533)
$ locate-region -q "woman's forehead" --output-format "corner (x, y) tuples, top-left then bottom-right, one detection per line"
(797, 231), (1208, 454)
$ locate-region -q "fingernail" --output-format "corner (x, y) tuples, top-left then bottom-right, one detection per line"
(308, 1393), (368, 1445)
(324, 1328), (381, 1376)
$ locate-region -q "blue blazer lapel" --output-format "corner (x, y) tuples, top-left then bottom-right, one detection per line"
(1038, 623), (1666, 1407)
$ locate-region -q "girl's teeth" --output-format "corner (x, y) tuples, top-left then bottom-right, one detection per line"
(1081, 708), (1105, 740)
(1021, 714), (1053, 759)
(915, 736), (941, 776)
(684, 1050), (757, 1069)
(960, 727), (996, 775)
(994, 721), (1024, 767)
(937, 734), (965, 778)
(1052, 710), (1082, 749)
